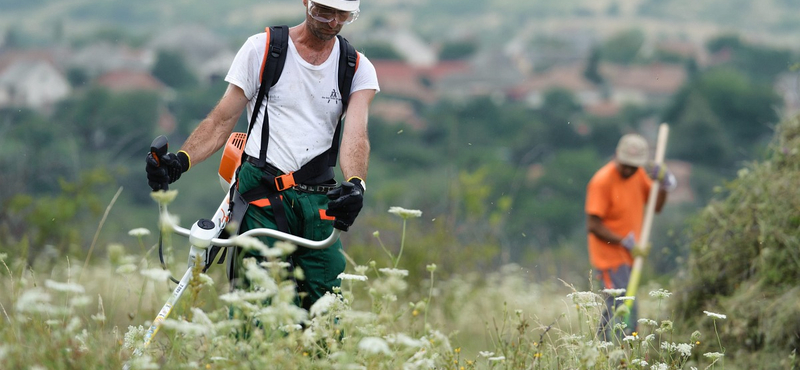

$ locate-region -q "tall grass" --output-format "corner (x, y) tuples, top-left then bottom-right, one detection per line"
(1, 194), (729, 369)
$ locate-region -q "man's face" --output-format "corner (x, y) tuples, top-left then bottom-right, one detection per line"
(617, 163), (639, 179)
(305, 1), (348, 41)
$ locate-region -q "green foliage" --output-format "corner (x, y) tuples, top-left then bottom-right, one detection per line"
(0, 168), (113, 266)
(671, 114), (800, 361)
(151, 50), (198, 89)
(600, 29), (645, 65)
(358, 42), (402, 61)
(706, 33), (794, 82)
(438, 39), (478, 61)
(583, 47), (604, 85)
(662, 67), (782, 167)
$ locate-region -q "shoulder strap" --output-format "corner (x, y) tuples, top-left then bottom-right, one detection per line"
(325, 35), (360, 166)
(247, 25), (289, 168)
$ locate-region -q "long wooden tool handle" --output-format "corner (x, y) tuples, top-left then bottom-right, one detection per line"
(626, 123), (669, 305)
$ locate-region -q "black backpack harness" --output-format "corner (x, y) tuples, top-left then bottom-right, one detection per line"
(208, 25), (359, 279)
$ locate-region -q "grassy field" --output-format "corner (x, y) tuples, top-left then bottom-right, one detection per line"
(0, 196), (731, 369)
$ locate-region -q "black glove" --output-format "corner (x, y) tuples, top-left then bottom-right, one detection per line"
(325, 178), (365, 231)
(146, 150), (190, 191)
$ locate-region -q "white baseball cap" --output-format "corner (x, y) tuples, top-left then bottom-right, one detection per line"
(615, 134), (649, 167)
(313, 0), (360, 12)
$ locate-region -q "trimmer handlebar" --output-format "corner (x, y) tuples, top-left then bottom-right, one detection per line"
(161, 202), (340, 250)
(159, 196), (340, 252)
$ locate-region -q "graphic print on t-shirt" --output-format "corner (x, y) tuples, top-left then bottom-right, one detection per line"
(326, 89), (342, 104)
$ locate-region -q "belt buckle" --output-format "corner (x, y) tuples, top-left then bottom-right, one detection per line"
(274, 173), (296, 191)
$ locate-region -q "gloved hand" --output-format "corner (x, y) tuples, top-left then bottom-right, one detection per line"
(146, 150), (190, 191)
(325, 178), (365, 232)
(646, 162), (677, 192)
(620, 231), (636, 251)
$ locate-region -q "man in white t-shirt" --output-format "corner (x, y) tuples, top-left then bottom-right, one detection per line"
(146, 0), (379, 309)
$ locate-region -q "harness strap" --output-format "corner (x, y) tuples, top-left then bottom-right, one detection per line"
(249, 25), (288, 168)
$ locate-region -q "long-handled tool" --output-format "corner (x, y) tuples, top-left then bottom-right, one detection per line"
(625, 123), (670, 307)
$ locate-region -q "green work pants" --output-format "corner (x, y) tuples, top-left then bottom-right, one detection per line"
(234, 161), (345, 310)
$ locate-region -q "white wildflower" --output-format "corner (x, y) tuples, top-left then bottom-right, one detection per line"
(703, 310), (727, 320)
(274, 241), (297, 255)
(14, 289), (51, 312)
(66, 317), (82, 333)
(358, 337), (392, 355)
(596, 341), (615, 350)
(603, 288), (626, 296)
(338, 273), (368, 281)
(310, 293), (337, 317)
(623, 335), (636, 342)
(140, 268), (172, 282)
(162, 318), (210, 336)
(384, 333), (425, 348)
(128, 228), (151, 237)
(159, 212), (180, 233)
(69, 295), (92, 308)
(150, 189), (178, 204)
(615, 296), (636, 301)
(567, 291), (600, 307)
(354, 265), (369, 274)
(260, 261), (291, 269)
(116, 264), (138, 274)
(91, 312), (106, 323)
(631, 358), (648, 366)
(379, 268), (409, 277)
(45, 280), (85, 294)
(196, 273), (214, 288)
(488, 356), (506, 362)
(675, 342), (693, 357)
(704, 352), (725, 360)
(234, 236), (277, 257)
(388, 206), (422, 218)
(638, 318), (658, 327)
(123, 325), (147, 351)
(651, 363), (668, 370)
(478, 351), (495, 357)
(649, 289), (672, 299)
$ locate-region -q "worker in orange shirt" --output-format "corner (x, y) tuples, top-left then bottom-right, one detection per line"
(585, 133), (677, 340)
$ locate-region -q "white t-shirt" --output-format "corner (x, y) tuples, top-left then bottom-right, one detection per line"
(225, 32), (380, 173)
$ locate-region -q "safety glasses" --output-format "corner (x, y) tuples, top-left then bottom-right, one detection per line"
(307, 1), (359, 25)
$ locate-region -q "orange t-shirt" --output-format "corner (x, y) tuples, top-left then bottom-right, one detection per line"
(585, 161), (652, 270)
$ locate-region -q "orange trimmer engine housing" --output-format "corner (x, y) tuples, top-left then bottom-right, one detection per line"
(218, 132), (247, 191)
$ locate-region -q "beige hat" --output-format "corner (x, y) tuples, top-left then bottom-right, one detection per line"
(616, 134), (649, 167)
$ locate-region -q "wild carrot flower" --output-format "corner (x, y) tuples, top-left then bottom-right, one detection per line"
(379, 268), (409, 277)
(704, 352), (725, 360)
(703, 311), (727, 320)
(128, 228), (151, 237)
(649, 289), (672, 299)
(116, 264), (138, 274)
(359, 337), (392, 355)
(140, 268), (172, 282)
(45, 279), (86, 294)
(388, 207), (422, 219)
(310, 293), (337, 317)
(602, 288), (626, 296)
(150, 189), (178, 204)
(338, 273), (368, 281)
